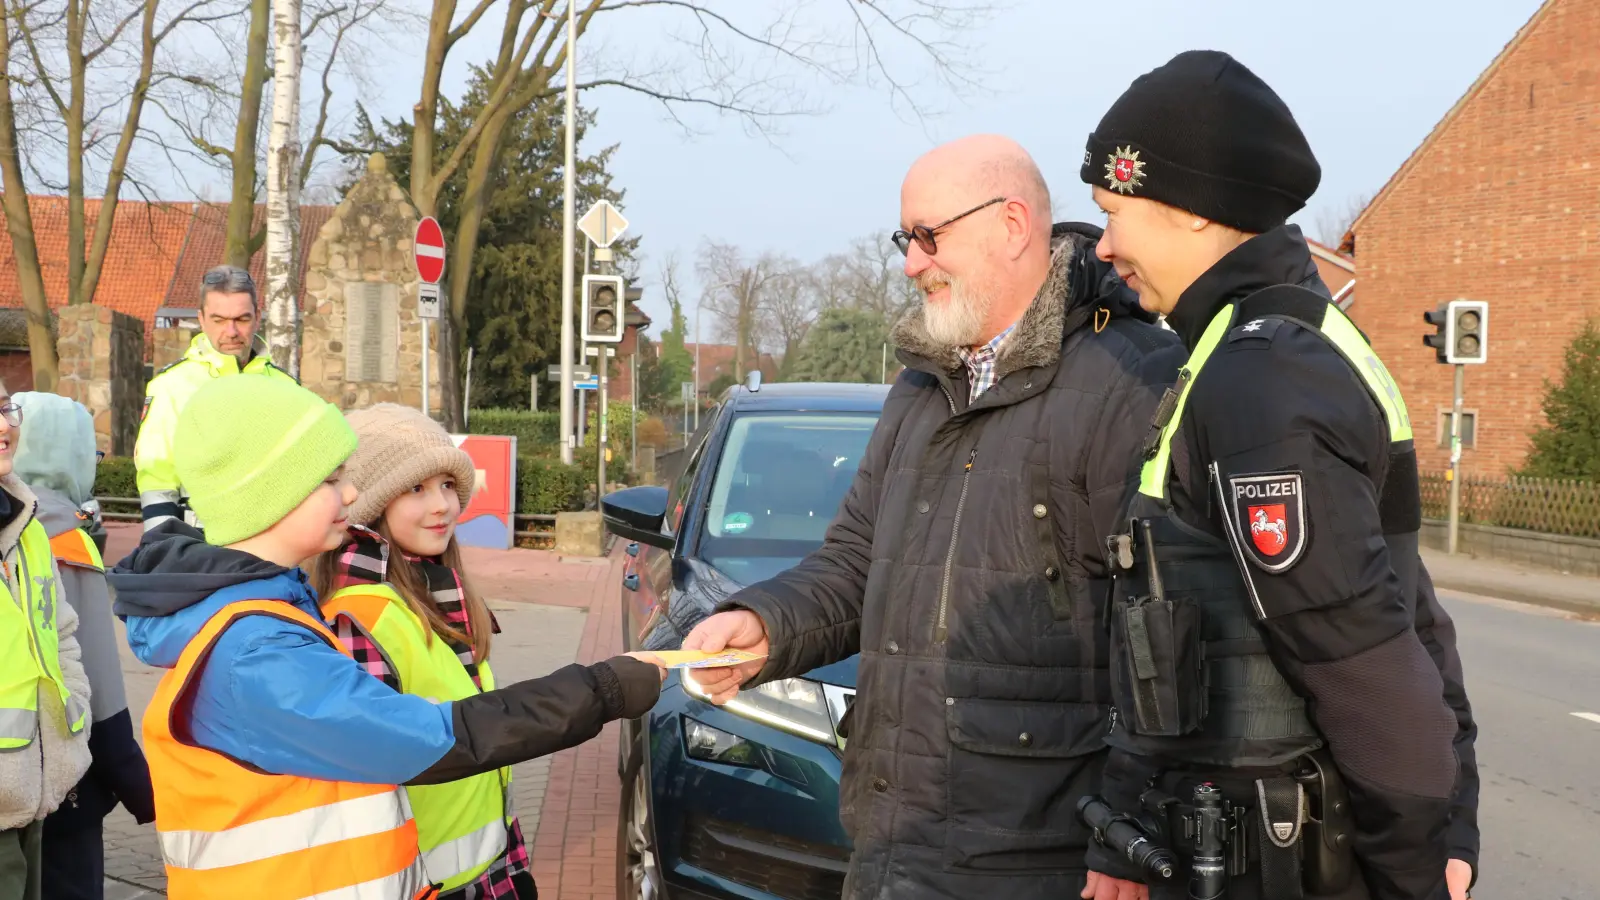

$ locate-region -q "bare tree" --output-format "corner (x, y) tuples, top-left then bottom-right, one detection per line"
(264, 0), (301, 375)
(759, 263), (816, 365)
(0, 0), (57, 389)
(1314, 192), (1372, 248)
(393, 0), (991, 428)
(813, 234), (917, 324)
(0, 0), (226, 387)
(149, 0), (393, 265)
(696, 240), (796, 379)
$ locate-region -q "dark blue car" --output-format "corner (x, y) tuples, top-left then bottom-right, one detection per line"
(601, 378), (889, 900)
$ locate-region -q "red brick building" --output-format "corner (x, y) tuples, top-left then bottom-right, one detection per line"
(1343, 0), (1600, 476)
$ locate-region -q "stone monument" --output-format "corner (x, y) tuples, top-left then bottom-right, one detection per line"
(55, 304), (145, 455)
(300, 153), (440, 411)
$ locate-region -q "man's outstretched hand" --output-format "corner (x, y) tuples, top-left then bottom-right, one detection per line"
(680, 610), (770, 703)
(1082, 871), (1148, 900)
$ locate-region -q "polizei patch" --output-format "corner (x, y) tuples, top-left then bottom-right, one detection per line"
(1228, 472), (1307, 573)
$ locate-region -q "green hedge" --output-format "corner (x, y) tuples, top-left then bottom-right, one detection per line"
(93, 456), (138, 500)
(468, 409), (561, 453)
(517, 455), (587, 515)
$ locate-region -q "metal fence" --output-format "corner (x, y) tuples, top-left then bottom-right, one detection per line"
(1419, 472), (1600, 539)
(96, 499), (562, 547)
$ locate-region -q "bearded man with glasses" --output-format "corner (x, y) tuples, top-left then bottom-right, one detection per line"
(682, 134), (1185, 900)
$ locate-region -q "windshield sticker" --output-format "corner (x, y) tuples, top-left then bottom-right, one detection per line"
(723, 512), (753, 534)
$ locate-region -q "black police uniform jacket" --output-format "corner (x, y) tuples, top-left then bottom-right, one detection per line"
(1090, 226), (1480, 900)
(720, 224), (1186, 900)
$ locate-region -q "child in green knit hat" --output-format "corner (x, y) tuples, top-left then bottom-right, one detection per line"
(110, 376), (663, 900)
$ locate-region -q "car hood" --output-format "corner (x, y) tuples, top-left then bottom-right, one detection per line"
(652, 556), (858, 690)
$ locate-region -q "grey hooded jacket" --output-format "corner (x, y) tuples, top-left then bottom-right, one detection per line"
(13, 392), (154, 828)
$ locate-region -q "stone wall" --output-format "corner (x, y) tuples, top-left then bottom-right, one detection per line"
(1420, 519), (1600, 578)
(56, 304), (145, 455)
(153, 324), (199, 370)
(300, 153), (440, 412)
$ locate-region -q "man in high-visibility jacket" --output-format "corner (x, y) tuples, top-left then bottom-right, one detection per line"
(0, 383), (92, 900)
(135, 265), (296, 531)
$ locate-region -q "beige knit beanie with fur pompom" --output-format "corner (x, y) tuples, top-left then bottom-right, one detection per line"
(343, 403), (476, 527)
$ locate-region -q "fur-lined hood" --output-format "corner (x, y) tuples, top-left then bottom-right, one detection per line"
(892, 222), (1149, 380)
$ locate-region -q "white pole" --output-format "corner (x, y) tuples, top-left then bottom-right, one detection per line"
(464, 346), (474, 425)
(557, 2), (577, 464)
(1448, 364), (1464, 554)
(420, 319), (430, 416)
(693, 298), (702, 431)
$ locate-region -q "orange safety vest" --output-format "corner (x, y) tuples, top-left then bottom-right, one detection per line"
(48, 528), (102, 571)
(143, 599), (439, 900)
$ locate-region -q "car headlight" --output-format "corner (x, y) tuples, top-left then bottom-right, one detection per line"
(683, 717), (759, 766)
(683, 674), (835, 745)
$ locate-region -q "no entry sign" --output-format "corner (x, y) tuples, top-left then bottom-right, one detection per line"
(414, 216), (445, 284)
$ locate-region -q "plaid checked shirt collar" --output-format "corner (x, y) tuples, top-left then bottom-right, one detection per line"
(955, 321), (1017, 403)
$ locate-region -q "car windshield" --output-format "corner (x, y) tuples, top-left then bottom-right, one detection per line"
(700, 411), (878, 585)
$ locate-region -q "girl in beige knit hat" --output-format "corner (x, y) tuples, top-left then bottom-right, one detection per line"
(308, 403), (662, 899)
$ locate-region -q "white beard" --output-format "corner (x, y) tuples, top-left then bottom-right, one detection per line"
(920, 274), (995, 348)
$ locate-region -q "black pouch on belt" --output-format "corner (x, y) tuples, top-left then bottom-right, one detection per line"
(1109, 519), (1206, 737)
(1254, 777), (1305, 900)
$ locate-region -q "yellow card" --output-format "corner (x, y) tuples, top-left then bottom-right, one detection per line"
(649, 649), (767, 669)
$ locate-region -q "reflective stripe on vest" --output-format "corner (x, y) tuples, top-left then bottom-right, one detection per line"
(1138, 306), (1235, 500)
(49, 528), (104, 572)
(1138, 300), (1413, 501)
(160, 791), (418, 871)
(421, 819), (507, 885)
(323, 585), (511, 891)
(144, 599), (431, 900)
(0, 518), (89, 749)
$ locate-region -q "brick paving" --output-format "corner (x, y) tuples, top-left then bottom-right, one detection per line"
(95, 523), (625, 899)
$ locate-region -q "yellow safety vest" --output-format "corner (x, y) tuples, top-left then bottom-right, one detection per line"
(0, 518), (89, 749)
(135, 334), (296, 523)
(322, 584), (513, 892)
(1139, 297), (1413, 500)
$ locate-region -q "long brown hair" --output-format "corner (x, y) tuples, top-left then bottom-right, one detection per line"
(309, 523), (494, 664)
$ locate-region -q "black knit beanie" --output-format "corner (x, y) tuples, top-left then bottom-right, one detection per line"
(1080, 50), (1320, 233)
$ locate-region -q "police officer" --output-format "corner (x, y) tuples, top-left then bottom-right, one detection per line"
(135, 265), (295, 530)
(1075, 52), (1479, 900)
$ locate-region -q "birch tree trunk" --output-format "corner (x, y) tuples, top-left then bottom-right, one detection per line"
(265, 0), (303, 376)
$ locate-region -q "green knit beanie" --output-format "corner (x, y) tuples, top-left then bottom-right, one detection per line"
(174, 375), (358, 546)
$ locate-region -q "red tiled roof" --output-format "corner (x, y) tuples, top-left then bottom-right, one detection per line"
(683, 342), (779, 387)
(0, 195), (195, 326)
(164, 201), (335, 312)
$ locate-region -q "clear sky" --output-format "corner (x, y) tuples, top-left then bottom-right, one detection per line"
(359, 0), (1545, 339)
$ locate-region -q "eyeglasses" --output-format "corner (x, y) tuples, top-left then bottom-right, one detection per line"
(892, 197), (1006, 257)
(0, 403), (21, 428)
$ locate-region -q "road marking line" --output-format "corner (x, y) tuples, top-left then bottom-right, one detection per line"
(1571, 712), (1600, 725)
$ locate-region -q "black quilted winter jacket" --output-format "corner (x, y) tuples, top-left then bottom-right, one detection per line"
(721, 223), (1186, 900)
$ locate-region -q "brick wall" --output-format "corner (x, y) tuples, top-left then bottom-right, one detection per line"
(1348, 0), (1600, 477)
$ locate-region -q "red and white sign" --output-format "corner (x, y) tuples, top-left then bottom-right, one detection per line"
(414, 216), (446, 284)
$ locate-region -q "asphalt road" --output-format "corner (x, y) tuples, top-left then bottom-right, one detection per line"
(1443, 589), (1600, 898)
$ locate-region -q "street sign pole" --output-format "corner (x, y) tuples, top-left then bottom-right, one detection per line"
(1448, 364), (1465, 555)
(413, 218), (446, 418)
(557, 0), (578, 464)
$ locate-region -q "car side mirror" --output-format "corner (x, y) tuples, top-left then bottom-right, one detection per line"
(601, 485), (674, 551)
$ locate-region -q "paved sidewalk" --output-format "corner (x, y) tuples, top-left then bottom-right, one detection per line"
(1423, 546), (1600, 615)
(96, 523), (623, 898)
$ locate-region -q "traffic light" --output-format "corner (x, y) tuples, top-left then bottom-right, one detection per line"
(1422, 299), (1489, 365)
(582, 273), (625, 343)
(1423, 303), (1449, 364)
(1448, 299), (1488, 364)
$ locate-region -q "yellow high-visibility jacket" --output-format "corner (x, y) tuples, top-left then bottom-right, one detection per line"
(134, 334), (295, 530)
